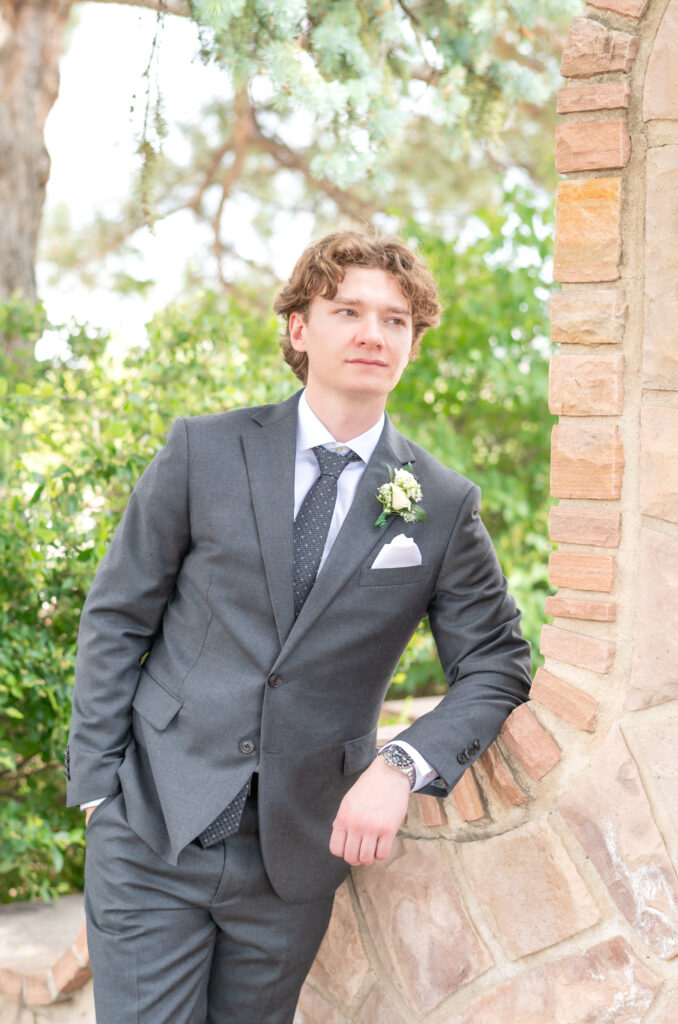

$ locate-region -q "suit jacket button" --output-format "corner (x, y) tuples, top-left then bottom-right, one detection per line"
(472, 738), (480, 751)
(457, 752), (467, 765)
(239, 739), (255, 755)
(268, 674), (282, 688)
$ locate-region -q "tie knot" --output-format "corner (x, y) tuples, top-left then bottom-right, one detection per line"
(312, 445), (360, 479)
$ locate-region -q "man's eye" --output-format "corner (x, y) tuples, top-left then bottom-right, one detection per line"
(338, 309), (357, 316)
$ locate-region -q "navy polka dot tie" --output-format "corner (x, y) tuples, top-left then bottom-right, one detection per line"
(293, 445), (361, 618)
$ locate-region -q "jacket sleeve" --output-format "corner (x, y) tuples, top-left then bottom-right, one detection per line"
(393, 483), (532, 795)
(66, 418), (191, 805)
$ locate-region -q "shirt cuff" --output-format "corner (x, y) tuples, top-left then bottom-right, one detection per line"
(381, 740), (439, 792)
(80, 798), (106, 810)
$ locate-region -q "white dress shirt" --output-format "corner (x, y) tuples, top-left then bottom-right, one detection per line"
(82, 393), (437, 809)
(295, 392), (437, 792)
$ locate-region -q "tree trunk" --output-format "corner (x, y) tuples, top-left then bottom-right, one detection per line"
(0, 0), (70, 349)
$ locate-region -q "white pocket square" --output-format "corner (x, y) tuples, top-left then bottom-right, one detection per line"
(371, 533), (422, 569)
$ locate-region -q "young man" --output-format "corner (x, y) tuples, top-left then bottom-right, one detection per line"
(66, 231), (531, 1023)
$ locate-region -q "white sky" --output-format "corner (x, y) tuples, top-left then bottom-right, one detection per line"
(39, 2), (312, 353)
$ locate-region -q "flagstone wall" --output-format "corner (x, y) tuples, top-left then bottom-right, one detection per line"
(296, 2), (678, 1020)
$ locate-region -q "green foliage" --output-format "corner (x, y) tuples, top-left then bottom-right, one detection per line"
(0, 194), (552, 898)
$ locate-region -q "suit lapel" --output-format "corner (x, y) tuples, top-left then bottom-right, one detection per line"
(274, 415), (416, 659)
(241, 392), (300, 647)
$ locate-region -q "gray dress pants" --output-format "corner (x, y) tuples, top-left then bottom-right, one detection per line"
(84, 790), (334, 1024)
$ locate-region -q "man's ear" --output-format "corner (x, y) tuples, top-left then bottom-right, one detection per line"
(288, 311), (307, 352)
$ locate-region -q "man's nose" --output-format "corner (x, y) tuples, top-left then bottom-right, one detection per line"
(356, 315), (384, 345)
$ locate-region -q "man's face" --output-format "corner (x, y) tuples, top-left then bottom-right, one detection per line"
(289, 266), (414, 403)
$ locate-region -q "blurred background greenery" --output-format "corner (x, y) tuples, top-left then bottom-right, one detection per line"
(0, 0), (579, 901)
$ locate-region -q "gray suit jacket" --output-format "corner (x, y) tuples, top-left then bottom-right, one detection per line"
(66, 390), (531, 902)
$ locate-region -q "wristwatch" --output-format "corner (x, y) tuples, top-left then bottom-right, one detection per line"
(378, 745), (416, 790)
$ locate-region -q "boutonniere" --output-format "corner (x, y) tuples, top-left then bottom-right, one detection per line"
(375, 465), (428, 528)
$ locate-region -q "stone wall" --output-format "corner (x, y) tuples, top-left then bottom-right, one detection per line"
(296, 2), (678, 1021)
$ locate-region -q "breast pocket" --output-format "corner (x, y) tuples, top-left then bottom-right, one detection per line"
(359, 564), (429, 587)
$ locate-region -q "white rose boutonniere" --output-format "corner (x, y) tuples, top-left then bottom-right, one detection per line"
(375, 465), (428, 528)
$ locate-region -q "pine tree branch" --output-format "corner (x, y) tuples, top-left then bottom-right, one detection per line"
(78, 0), (192, 18)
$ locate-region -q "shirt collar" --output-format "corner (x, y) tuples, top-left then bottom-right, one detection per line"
(297, 390), (384, 464)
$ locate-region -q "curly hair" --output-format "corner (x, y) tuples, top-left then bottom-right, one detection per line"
(273, 230), (442, 383)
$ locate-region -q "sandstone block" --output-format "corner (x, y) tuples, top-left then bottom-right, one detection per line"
(551, 422), (624, 499)
(541, 623), (615, 673)
(308, 884), (370, 1007)
(548, 551), (615, 592)
(459, 819), (599, 959)
(0, 968), (22, 1000)
(550, 287), (626, 345)
(353, 986), (407, 1024)
(549, 505), (621, 547)
(51, 948), (91, 996)
(631, 714), (678, 844)
(554, 178), (622, 283)
(499, 703), (561, 780)
(417, 793), (448, 826)
(530, 667), (599, 731)
(644, 0), (678, 121)
(560, 727), (678, 959)
(452, 769), (484, 821)
(295, 985), (345, 1024)
(549, 353), (623, 416)
(545, 596), (617, 621)
(444, 937), (659, 1024)
(556, 119), (631, 174)
(22, 973), (51, 1007)
(557, 81), (630, 114)
(353, 838), (493, 1015)
(586, 0), (649, 15)
(561, 17), (640, 78)
(654, 990), (678, 1024)
(644, 146), (678, 389)
(640, 407), (678, 524)
(478, 742), (528, 807)
(626, 528), (678, 709)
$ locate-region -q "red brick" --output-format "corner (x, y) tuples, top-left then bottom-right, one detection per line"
(22, 972), (52, 1006)
(550, 287), (627, 346)
(530, 667), (599, 732)
(557, 81), (630, 114)
(549, 353), (623, 417)
(548, 551), (615, 592)
(554, 178), (622, 283)
(549, 506), (621, 547)
(452, 769), (485, 821)
(479, 742), (528, 807)
(556, 119), (631, 174)
(541, 623), (615, 674)
(51, 948), (91, 995)
(417, 793), (448, 826)
(500, 704), (562, 780)
(551, 423), (624, 500)
(561, 17), (639, 78)
(644, 1), (678, 121)
(545, 596), (617, 622)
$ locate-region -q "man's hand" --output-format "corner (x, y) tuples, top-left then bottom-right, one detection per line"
(329, 756), (411, 866)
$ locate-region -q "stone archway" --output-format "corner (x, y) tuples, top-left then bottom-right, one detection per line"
(295, 2), (678, 1021)
(1, 3), (677, 1021)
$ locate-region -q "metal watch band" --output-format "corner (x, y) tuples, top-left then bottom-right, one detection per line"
(378, 744), (416, 790)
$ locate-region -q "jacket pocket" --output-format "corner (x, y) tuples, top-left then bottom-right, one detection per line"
(359, 564), (429, 587)
(343, 726), (379, 775)
(132, 669), (183, 731)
